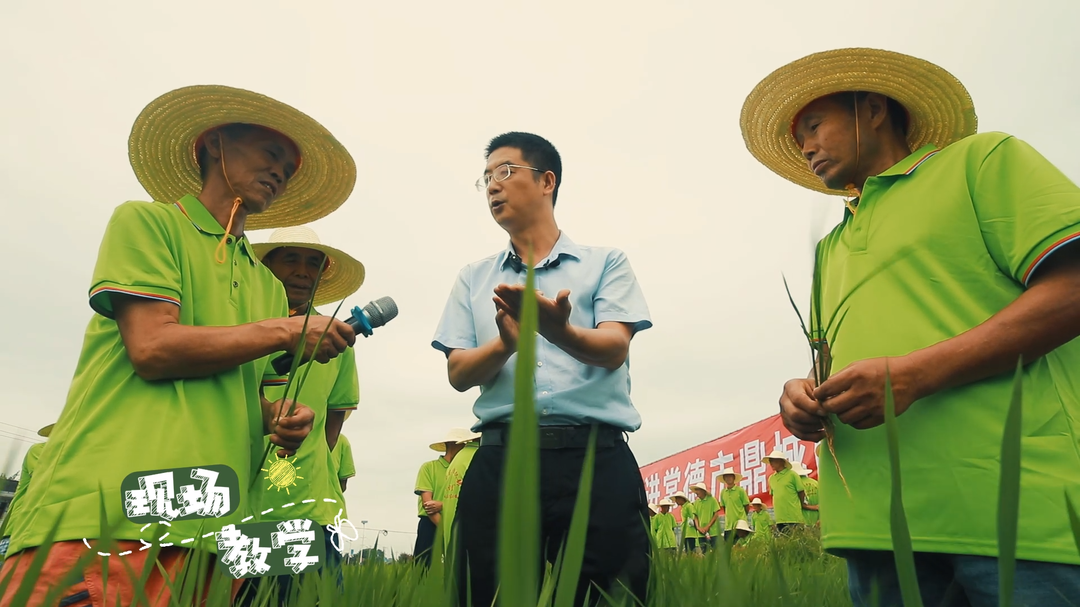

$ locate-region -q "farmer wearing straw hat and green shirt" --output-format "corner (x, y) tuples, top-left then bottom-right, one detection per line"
(689, 482), (721, 549)
(670, 491), (699, 552)
(718, 467), (751, 539)
(749, 498), (774, 539)
(0, 425), (53, 560)
(239, 226), (365, 606)
(441, 430), (481, 549)
(652, 498), (678, 551)
(794, 463), (820, 527)
(763, 451), (814, 533)
(745, 48), (1080, 605)
(0, 85), (358, 607)
(332, 417), (357, 493)
(413, 428), (475, 565)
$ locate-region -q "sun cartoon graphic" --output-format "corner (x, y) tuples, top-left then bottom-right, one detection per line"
(262, 454), (303, 494)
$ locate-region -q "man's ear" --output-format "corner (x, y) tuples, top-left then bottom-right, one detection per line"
(202, 130), (224, 165)
(865, 93), (891, 131)
(542, 171), (557, 197)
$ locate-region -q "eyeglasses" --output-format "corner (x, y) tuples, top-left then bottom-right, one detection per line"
(475, 163), (542, 191)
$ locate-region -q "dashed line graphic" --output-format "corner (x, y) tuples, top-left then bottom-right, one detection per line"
(84, 498), (353, 557)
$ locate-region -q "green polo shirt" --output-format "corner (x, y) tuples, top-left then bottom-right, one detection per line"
(441, 442), (479, 545)
(0, 443), (44, 539)
(415, 457), (450, 518)
(801, 477), (820, 526)
(692, 494), (722, 536)
(720, 486), (750, 530)
(768, 468), (805, 524)
(261, 337), (358, 527)
(751, 508), (774, 538)
(813, 133), (1080, 564)
(679, 501), (700, 539)
(5, 196), (288, 555)
(332, 434), (356, 481)
(652, 511), (678, 549)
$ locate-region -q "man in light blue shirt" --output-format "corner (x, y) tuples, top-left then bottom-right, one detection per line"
(433, 131), (652, 607)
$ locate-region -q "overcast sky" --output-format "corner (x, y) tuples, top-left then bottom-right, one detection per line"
(2, 0), (1078, 556)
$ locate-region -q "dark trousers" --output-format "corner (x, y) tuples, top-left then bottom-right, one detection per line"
(682, 537), (700, 552)
(846, 550), (1080, 607)
(455, 441), (651, 607)
(414, 515), (437, 567)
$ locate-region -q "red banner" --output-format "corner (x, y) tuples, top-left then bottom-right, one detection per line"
(639, 414), (819, 520)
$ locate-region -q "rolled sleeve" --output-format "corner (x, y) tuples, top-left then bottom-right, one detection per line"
(971, 136), (1080, 286)
(89, 202), (183, 318)
(432, 267), (479, 353)
(594, 250), (652, 333)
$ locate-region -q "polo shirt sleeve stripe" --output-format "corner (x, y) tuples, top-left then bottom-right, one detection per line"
(971, 135), (1080, 286)
(260, 377), (289, 387)
(1021, 231), (1080, 286)
(88, 202), (184, 319)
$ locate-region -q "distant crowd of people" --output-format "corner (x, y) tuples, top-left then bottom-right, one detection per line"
(648, 450), (819, 551)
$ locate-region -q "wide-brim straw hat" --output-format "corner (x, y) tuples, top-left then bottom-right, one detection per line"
(750, 497), (764, 506)
(38, 424), (54, 438)
(763, 450), (792, 469)
(794, 463), (815, 477)
(690, 482), (710, 495)
(648, 503), (659, 514)
(129, 85), (356, 230)
(719, 467), (744, 484)
(658, 498), (674, 507)
(670, 491), (688, 502)
(736, 519), (752, 533)
(253, 226), (365, 307)
(740, 48), (977, 196)
(430, 428), (481, 451)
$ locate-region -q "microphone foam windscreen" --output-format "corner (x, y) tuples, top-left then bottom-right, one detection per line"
(363, 296), (399, 328)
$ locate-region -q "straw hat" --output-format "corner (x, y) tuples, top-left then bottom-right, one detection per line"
(430, 429), (481, 452)
(129, 85), (356, 230)
(690, 482), (710, 495)
(763, 451), (792, 469)
(740, 48), (977, 196)
(719, 467), (744, 484)
(750, 498), (764, 506)
(735, 519), (752, 533)
(38, 424), (54, 438)
(648, 503), (659, 514)
(658, 498), (674, 508)
(793, 462), (814, 477)
(253, 226), (365, 306)
(669, 491), (688, 502)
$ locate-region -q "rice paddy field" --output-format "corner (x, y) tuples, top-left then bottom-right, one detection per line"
(1, 251), (1075, 607)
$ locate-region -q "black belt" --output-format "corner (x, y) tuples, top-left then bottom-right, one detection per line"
(479, 424), (625, 449)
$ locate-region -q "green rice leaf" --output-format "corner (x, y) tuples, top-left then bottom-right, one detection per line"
(497, 250), (541, 607)
(552, 424), (598, 607)
(883, 366), (924, 607)
(1065, 490), (1080, 566)
(997, 358), (1023, 607)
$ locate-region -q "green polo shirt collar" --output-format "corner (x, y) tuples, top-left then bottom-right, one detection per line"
(843, 144), (942, 220)
(175, 194), (259, 265)
(876, 144), (941, 178)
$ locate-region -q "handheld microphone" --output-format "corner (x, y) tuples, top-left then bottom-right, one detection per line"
(271, 296), (399, 376)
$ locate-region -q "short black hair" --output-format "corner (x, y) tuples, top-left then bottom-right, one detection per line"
(485, 132), (563, 206)
(830, 91), (909, 138)
(197, 123), (261, 181)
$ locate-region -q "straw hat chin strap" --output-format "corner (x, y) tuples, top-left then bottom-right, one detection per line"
(214, 130), (244, 264)
(844, 92), (862, 215)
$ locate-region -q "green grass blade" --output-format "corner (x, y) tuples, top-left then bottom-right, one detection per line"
(883, 367), (924, 607)
(552, 424), (598, 607)
(497, 250), (541, 607)
(1067, 490), (1080, 559)
(997, 358), (1023, 607)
